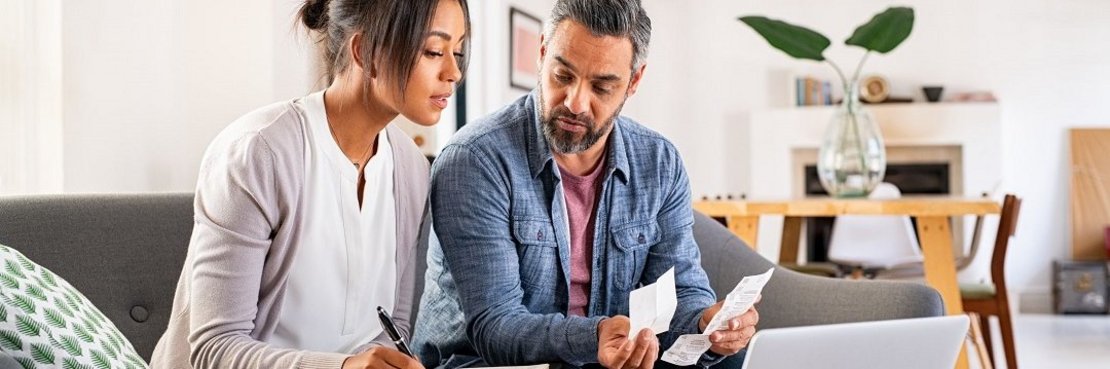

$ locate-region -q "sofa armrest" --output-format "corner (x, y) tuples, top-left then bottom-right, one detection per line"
(693, 212), (944, 329)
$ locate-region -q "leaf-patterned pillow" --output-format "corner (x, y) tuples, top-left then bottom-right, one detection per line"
(0, 245), (148, 369)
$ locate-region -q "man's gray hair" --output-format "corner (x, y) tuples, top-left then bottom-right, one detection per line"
(542, 0), (652, 70)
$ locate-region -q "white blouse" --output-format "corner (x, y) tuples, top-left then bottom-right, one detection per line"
(270, 91), (398, 354)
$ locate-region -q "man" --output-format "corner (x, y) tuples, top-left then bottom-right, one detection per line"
(413, 1), (758, 368)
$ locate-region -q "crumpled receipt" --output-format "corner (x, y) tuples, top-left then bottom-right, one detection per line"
(660, 267), (774, 366)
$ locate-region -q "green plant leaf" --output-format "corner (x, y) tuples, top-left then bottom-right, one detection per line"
(739, 16), (830, 61)
(0, 329), (23, 350)
(105, 333), (122, 356)
(845, 7), (914, 53)
(15, 253), (36, 273)
(31, 342), (55, 364)
(64, 293), (81, 314)
(0, 302), (7, 322)
(91, 349), (112, 369)
(6, 260), (26, 279)
(40, 269), (58, 288)
(82, 316), (99, 334)
(9, 294), (37, 314)
(125, 353), (145, 368)
(58, 334), (83, 357)
(16, 315), (43, 337)
(14, 356), (37, 369)
(99, 338), (117, 359)
(63, 357), (93, 369)
(53, 296), (75, 317)
(25, 284), (47, 301)
(74, 323), (94, 343)
(44, 308), (66, 329)
(0, 273), (19, 289)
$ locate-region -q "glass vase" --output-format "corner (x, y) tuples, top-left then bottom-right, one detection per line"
(816, 80), (887, 197)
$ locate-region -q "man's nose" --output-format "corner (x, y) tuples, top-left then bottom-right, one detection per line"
(563, 83), (590, 116)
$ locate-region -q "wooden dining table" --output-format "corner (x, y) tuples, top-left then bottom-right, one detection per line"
(694, 197), (1001, 369)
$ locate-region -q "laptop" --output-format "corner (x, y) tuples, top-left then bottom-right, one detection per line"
(740, 315), (970, 369)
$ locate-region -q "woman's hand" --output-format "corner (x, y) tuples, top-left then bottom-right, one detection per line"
(342, 347), (424, 369)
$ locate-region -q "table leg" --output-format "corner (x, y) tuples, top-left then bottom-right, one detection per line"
(727, 215), (759, 250)
(779, 216), (803, 264)
(917, 216), (969, 369)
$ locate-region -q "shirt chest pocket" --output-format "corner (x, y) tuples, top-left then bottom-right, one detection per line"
(610, 220), (662, 291)
(512, 219), (560, 291)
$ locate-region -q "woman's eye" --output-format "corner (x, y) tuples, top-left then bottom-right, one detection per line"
(425, 50), (444, 57)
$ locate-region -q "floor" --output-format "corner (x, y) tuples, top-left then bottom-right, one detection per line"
(970, 314), (1110, 369)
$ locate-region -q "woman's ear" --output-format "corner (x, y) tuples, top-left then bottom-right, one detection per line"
(349, 33), (377, 78)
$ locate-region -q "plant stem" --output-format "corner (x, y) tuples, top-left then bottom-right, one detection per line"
(827, 60), (848, 91)
(851, 52), (871, 84)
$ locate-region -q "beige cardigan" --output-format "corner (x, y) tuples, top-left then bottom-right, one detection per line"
(151, 97), (430, 369)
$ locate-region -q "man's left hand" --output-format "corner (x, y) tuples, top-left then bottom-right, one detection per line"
(698, 295), (760, 356)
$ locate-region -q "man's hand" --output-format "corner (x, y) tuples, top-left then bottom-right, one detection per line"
(342, 347), (424, 369)
(698, 295), (761, 356)
(598, 316), (660, 369)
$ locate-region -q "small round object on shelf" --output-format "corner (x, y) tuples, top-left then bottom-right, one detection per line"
(859, 75), (890, 103)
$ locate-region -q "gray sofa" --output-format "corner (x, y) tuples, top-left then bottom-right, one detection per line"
(0, 193), (942, 363)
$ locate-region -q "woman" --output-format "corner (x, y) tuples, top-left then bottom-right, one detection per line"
(150, 0), (469, 368)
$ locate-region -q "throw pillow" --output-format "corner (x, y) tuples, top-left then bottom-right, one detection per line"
(0, 244), (148, 369)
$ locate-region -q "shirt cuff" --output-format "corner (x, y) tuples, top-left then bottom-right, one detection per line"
(558, 315), (606, 366)
(298, 352), (350, 369)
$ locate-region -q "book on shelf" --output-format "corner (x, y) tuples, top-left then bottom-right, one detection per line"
(793, 76), (836, 107)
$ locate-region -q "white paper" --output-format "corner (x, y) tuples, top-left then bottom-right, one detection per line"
(704, 267), (774, 333)
(661, 267), (774, 365)
(660, 334), (712, 366)
(628, 267), (677, 338)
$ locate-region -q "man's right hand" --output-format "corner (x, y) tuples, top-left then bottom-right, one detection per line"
(597, 316), (659, 369)
(342, 347), (424, 369)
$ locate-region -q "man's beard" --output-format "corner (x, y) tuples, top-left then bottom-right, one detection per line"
(538, 88), (625, 155)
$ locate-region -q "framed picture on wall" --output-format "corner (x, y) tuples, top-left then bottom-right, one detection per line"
(509, 7), (542, 90)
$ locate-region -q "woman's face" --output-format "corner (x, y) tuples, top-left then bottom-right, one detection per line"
(384, 0), (467, 126)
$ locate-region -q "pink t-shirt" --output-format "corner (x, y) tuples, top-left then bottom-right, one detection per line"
(558, 162), (605, 317)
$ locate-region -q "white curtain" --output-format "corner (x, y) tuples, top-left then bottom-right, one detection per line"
(0, 0), (63, 194)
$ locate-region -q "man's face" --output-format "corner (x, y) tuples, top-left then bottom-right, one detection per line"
(538, 20), (645, 155)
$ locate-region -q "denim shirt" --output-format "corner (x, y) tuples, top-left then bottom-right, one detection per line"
(413, 92), (720, 368)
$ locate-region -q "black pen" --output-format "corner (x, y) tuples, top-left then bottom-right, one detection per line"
(377, 306), (415, 358)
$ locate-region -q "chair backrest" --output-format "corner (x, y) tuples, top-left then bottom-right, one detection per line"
(827, 183), (923, 269)
(989, 194), (1022, 292)
(692, 211), (944, 329)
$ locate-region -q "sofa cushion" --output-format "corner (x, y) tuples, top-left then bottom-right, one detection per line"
(0, 245), (148, 369)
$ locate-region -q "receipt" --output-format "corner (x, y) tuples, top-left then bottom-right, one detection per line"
(628, 267), (677, 338)
(661, 267), (774, 365)
(704, 267), (773, 333)
(660, 334), (712, 366)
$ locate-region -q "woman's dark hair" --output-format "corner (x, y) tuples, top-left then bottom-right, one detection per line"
(299, 0), (470, 98)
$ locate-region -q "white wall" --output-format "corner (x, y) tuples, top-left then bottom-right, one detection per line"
(1, 0), (63, 195)
(59, 0), (315, 193)
(465, 0), (555, 121)
(622, 0), (1110, 312)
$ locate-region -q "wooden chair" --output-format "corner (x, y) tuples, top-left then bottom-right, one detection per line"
(961, 194), (1022, 369)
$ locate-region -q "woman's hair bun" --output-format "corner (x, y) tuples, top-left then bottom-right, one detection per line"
(299, 0), (331, 31)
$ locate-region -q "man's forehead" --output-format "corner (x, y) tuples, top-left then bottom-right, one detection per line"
(548, 20), (634, 75)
